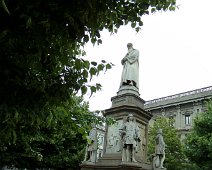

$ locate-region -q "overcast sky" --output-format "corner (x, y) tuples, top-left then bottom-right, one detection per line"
(84, 0), (212, 111)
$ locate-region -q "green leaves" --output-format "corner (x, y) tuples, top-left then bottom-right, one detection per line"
(26, 17), (32, 29)
(83, 35), (89, 43)
(89, 67), (97, 80)
(81, 85), (87, 95)
(97, 64), (104, 73)
(89, 83), (102, 97)
(184, 101), (212, 169)
(151, 8), (156, 13)
(0, 0), (176, 107)
(91, 61), (97, 66)
(1, 0), (10, 15)
(169, 6), (175, 11)
(90, 86), (97, 95)
(97, 39), (102, 45)
(131, 22), (136, 28)
(0, 95), (107, 169)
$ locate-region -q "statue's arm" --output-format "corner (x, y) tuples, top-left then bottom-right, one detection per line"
(126, 50), (139, 64)
(90, 130), (97, 141)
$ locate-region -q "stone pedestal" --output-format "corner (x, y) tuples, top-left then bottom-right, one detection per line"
(81, 162), (152, 170)
(117, 85), (140, 96)
(81, 88), (153, 170)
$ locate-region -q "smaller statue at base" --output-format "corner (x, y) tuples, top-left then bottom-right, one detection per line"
(153, 129), (166, 169)
(120, 114), (140, 163)
(83, 123), (98, 163)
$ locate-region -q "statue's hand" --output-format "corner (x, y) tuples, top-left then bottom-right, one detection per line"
(121, 58), (126, 65)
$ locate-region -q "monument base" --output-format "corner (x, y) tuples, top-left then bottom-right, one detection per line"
(81, 87), (153, 170)
(153, 168), (167, 170)
(80, 153), (153, 170)
(80, 160), (152, 170)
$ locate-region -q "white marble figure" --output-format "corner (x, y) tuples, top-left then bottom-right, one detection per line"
(120, 43), (139, 88)
(154, 129), (166, 169)
(83, 123), (98, 163)
(120, 114), (140, 163)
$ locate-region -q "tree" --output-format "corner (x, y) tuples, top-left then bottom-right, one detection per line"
(0, 96), (106, 169)
(148, 117), (186, 170)
(0, 0), (176, 104)
(0, 0), (176, 169)
(184, 101), (212, 170)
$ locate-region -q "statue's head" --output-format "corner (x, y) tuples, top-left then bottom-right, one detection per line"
(128, 113), (134, 121)
(127, 43), (133, 49)
(157, 128), (163, 134)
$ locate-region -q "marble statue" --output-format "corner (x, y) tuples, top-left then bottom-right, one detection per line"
(120, 43), (139, 89)
(154, 129), (166, 169)
(83, 123), (98, 163)
(120, 114), (140, 162)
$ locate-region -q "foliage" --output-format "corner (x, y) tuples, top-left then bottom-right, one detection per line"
(184, 101), (212, 170)
(0, 96), (105, 169)
(0, 0), (176, 169)
(148, 117), (186, 170)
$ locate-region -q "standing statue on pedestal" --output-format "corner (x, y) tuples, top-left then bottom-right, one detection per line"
(153, 129), (166, 169)
(120, 114), (140, 163)
(120, 43), (139, 89)
(83, 123), (98, 163)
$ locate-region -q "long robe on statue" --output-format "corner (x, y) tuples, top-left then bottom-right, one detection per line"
(155, 132), (165, 155)
(120, 48), (139, 89)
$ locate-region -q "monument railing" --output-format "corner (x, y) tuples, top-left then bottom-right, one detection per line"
(145, 86), (212, 105)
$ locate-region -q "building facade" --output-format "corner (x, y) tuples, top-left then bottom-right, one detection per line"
(144, 86), (212, 141)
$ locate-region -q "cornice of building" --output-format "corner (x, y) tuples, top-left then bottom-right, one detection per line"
(144, 86), (212, 110)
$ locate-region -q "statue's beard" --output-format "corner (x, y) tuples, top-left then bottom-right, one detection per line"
(128, 48), (133, 52)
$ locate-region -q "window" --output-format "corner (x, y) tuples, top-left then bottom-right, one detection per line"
(185, 115), (191, 125)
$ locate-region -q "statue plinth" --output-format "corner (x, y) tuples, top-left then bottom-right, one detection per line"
(111, 93), (144, 109)
(117, 85), (140, 96)
(153, 168), (167, 170)
(103, 92), (152, 160)
(81, 162), (152, 170)
(81, 90), (153, 170)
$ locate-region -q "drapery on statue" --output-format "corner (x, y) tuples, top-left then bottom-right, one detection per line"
(153, 129), (166, 169)
(120, 43), (139, 89)
(120, 114), (140, 163)
(83, 123), (98, 163)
